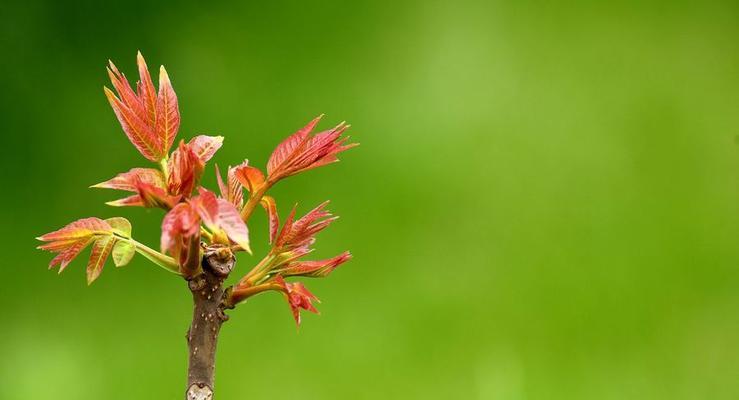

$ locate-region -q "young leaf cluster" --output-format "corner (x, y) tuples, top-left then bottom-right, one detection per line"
(37, 52), (356, 325)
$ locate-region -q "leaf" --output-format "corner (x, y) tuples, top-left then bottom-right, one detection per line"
(37, 217), (125, 276)
(155, 66), (180, 154)
(107, 61), (148, 123)
(260, 195), (279, 244)
(106, 194), (145, 207)
(37, 217), (113, 242)
(275, 201), (335, 251)
(105, 217), (132, 238)
(91, 168), (165, 192)
(189, 135), (223, 163)
(216, 164), (244, 208)
(50, 238), (93, 272)
(87, 236), (115, 284)
(275, 276), (319, 326)
(233, 161), (265, 193)
(266, 117), (357, 181)
(136, 181), (181, 209)
(216, 164), (229, 199)
(94, 169), (172, 209)
(279, 251), (352, 278)
(267, 115), (322, 176)
(161, 203), (201, 256)
(104, 53), (187, 161)
(112, 241), (135, 267)
(104, 86), (163, 161)
(193, 189), (251, 253)
(136, 51), (157, 126)
(167, 141), (205, 198)
(106, 183), (180, 209)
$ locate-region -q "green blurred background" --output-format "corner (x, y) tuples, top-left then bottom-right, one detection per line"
(1, 1), (738, 399)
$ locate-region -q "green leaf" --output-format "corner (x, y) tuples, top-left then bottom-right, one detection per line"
(112, 240), (135, 267)
(106, 217), (132, 238)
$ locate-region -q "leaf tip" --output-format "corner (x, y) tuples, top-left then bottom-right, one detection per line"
(159, 65), (170, 82)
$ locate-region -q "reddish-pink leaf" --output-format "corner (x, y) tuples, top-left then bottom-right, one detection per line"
(104, 87), (162, 161)
(38, 239), (82, 252)
(216, 164), (229, 199)
(192, 189), (251, 253)
(275, 276), (319, 326)
(137, 181), (181, 209)
(105, 181), (179, 209)
(266, 116), (357, 181)
(233, 161), (265, 193)
(161, 203), (200, 256)
(136, 51), (157, 126)
(106, 194), (145, 207)
(37, 217), (119, 274)
(86, 236), (115, 284)
(216, 164), (244, 208)
(267, 115), (322, 176)
(275, 205), (297, 248)
(49, 238), (93, 272)
(155, 66), (180, 154)
(275, 201), (336, 251)
(107, 61), (148, 123)
(279, 251), (352, 278)
(292, 124), (357, 173)
(37, 217), (113, 242)
(260, 195), (279, 244)
(167, 141), (205, 198)
(189, 135), (223, 163)
(92, 168), (165, 192)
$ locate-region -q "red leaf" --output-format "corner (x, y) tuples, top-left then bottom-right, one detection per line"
(275, 276), (319, 326)
(104, 86), (162, 161)
(216, 164), (229, 199)
(105, 53), (186, 161)
(192, 189), (251, 253)
(167, 140), (205, 198)
(161, 203), (200, 257)
(106, 194), (145, 207)
(49, 238), (93, 272)
(136, 51), (157, 126)
(86, 236), (115, 284)
(279, 251), (352, 278)
(37, 217), (125, 274)
(216, 164), (244, 208)
(94, 168), (173, 208)
(260, 195), (279, 244)
(37, 217), (113, 242)
(155, 66), (180, 154)
(275, 201), (336, 252)
(137, 181), (181, 209)
(233, 161), (265, 193)
(107, 61), (148, 123)
(267, 115), (322, 176)
(266, 116), (356, 181)
(92, 168), (165, 192)
(189, 135), (223, 163)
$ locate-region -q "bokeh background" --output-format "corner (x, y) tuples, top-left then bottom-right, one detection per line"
(1, 1), (738, 399)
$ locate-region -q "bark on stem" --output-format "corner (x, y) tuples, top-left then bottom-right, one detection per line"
(185, 247), (235, 400)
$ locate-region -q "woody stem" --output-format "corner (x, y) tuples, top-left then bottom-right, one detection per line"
(185, 248), (235, 400)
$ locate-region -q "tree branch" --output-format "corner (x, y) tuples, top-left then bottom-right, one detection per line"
(185, 245), (234, 399)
